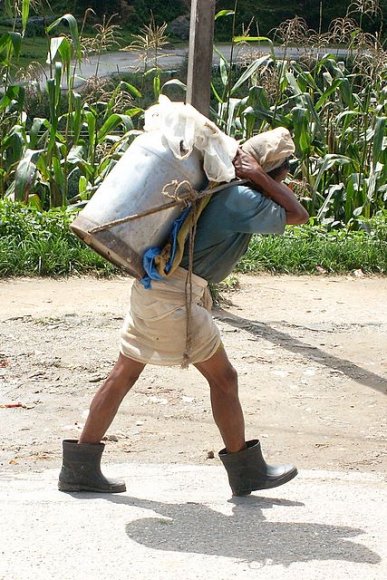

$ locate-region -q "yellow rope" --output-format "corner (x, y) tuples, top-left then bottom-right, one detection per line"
(181, 199), (199, 369)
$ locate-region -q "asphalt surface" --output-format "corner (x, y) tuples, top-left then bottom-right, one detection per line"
(37, 44), (351, 89)
(0, 463), (385, 579)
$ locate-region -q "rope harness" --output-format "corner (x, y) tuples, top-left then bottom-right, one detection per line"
(159, 179), (201, 368)
(86, 178), (247, 368)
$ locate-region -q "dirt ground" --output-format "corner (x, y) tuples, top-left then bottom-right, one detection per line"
(0, 274), (386, 477)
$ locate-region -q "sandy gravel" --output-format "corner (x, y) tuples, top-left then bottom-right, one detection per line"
(0, 274), (386, 476)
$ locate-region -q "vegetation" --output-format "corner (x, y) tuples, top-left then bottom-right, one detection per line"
(1, 199), (385, 276)
(14, 1), (385, 39)
(237, 213), (387, 274)
(0, 0), (386, 277)
(214, 0), (387, 40)
(212, 24), (387, 224)
(0, 198), (116, 275)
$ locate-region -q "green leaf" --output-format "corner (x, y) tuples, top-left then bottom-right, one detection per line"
(119, 81), (142, 99)
(338, 78), (353, 108)
(14, 149), (41, 202)
(29, 118), (48, 148)
(52, 157), (66, 199)
(215, 10), (235, 20)
(315, 79), (343, 111)
(233, 36), (272, 45)
(78, 175), (88, 194)
(211, 81), (223, 104)
(47, 14), (81, 60)
(67, 145), (85, 164)
(225, 98), (240, 135)
(70, 93), (82, 143)
(317, 184), (344, 220)
(292, 107), (310, 155)
(21, 0), (30, 37)
(248, 85), (270, 111)
(125, 107), (144, 118)
(84, 110), (96, 161)
(4, 128), (24, 167)
(3, 0), (13, 17)
(219, 55), (229, 88)
(0, 32), (22, 63)
(231, 55), (271, 94)
(372, 117), (386, 168)
(47, 37), (67, 65)
(97, 114), (134, 141)
(313, 155), (352, 196)
(0, 84), (24, 111)
(153, 75), (161, 100)
(285, 72), (302, 96)
(27, 194), (42, 210)
(161, 79), (186, 94)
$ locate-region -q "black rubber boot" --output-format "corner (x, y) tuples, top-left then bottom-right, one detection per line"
(219, 439), (298, 496)
(58, 439), (126, 493)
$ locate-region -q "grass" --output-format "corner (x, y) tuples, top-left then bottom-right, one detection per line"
(0, 201), (116, 276)
(0, 24), (50, 68)
(237, 224), (387, 275)
(0, 200), (386, 277)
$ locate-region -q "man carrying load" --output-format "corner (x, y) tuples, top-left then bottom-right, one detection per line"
(59, 126), (309, 497)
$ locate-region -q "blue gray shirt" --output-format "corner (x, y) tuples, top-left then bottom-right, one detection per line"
(180, 183), (286, 283)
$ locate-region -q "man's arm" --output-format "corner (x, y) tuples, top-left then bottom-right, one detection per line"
(233, 149), (309, 225)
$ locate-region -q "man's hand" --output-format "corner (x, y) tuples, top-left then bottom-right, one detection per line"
(232, 148), (309, 225)
(233, 148), (265, 182)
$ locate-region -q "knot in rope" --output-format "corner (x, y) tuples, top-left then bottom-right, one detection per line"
(162, 180), (198, 207)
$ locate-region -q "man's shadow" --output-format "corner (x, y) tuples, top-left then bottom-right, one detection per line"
(94, 493), (380, 567)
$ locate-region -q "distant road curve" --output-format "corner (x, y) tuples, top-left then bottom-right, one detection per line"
(39, 43), (352, 89)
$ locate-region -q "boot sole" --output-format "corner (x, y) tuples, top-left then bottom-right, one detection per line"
(232, 467), (298, 496)
(58, 481), (126, 493)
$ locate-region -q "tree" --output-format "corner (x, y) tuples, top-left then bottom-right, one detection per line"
(214, 0), (385, 38)
(72, 1), (122, 18)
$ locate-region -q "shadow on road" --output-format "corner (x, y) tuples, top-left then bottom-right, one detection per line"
(93, 493), (381, 566)
(214, 309), (387, 396)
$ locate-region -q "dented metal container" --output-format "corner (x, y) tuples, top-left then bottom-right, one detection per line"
(70, 131), (207, 279)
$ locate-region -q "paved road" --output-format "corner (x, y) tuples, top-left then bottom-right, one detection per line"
(38, 44), (351, 89)
(0, 464), (385, 579)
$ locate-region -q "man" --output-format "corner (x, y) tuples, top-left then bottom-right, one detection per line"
(59, 128), (309, 497)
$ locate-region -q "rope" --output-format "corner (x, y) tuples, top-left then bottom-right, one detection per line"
(181, 199), (199, 369)
(88, 180), (247, 234)
(84, 177), (247, 368)
(162, 179), (197, 205)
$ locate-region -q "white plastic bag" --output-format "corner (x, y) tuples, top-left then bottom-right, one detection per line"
(144, 95), (238, 182)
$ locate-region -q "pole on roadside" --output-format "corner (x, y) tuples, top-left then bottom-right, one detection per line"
(186, 0), (216, 118)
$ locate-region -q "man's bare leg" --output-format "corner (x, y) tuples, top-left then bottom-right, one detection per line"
(194, 346), (246, 453)
(195, 346), (297, 495)
(79, 353), (145, 444)
(59, 353), (144, 492)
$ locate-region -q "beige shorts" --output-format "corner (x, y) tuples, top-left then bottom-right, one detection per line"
(120, 268), (221, 366)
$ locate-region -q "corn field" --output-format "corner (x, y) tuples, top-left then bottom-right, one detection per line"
(0, 0), (386, 226)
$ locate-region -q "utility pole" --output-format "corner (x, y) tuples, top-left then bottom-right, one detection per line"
(186, 0), (216, 118)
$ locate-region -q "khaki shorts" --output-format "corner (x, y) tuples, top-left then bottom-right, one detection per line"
(120, 268), (221, 366)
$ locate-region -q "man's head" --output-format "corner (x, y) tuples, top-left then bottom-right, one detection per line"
(241, 128), (295, 180)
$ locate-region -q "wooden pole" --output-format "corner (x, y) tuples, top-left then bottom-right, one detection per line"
(186, 0), (216, 118)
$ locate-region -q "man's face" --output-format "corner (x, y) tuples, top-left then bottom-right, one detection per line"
(274, 167), (289, 182)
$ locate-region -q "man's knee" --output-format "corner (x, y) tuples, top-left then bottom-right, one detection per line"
(208, 364), (238, 394)
(110, 353), (145, 388)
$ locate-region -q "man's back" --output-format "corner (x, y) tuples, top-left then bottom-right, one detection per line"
(180, 183), (286, 283)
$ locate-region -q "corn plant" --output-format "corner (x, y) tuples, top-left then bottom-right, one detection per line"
(0, 2), (145, 208)
(212, 7), (387, 225)
(121, 14), (170, 101)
